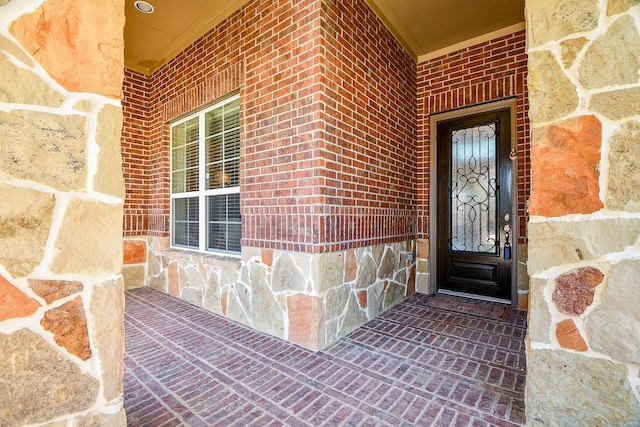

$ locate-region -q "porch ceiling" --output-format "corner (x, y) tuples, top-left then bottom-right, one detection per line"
(124, 0), (525, 75)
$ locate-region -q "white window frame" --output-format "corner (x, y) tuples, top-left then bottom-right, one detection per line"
(170, 94), (241, 255)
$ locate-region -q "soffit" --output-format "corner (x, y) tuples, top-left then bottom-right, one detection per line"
(366, 0), (526, 62)
(124, 0), (525, 75)
(124, 0), (251, 75)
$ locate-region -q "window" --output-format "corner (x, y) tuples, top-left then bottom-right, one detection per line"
(171, 95), (241, 253)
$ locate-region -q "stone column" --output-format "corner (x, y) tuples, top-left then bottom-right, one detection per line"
(526, 0), (640, 424)
(0, 0), (126, 425)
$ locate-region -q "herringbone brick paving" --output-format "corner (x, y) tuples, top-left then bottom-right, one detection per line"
(124, 288), (526, 426)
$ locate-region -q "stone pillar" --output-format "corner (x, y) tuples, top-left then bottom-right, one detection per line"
(0, 0), (126, 425)
(526, 0), (640, 424)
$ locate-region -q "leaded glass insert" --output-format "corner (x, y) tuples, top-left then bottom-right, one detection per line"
(450, 122), (498, 254)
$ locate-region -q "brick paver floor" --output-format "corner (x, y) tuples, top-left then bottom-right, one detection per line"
(124, 288), (527, 426)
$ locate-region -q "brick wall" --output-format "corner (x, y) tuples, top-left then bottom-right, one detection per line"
(121, 0), (417, 253)
(120, 2), (527, 249)
(122, 68), (149, 236)
(416, 30), (530, 243)
(240, 0), (325, 252)
(318, 0), (417, 252)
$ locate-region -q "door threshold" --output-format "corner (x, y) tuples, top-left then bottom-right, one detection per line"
(437, 289), (511, 305)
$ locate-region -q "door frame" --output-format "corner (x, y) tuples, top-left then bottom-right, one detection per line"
(429, 98), (518, 306)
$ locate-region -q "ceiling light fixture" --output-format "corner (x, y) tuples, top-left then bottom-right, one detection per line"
(134, 1), (154, 13)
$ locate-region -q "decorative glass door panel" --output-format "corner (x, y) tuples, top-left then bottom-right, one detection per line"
(450, 123), (498, 255)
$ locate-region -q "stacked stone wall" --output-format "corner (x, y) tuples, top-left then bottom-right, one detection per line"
(138, 237), (414, 350)
(526, 0), (640, 424)
(122, 238), (148, 290)
(0, 0), (126, 425)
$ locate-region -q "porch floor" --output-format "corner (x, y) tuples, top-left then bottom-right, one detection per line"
(124, 288), (527, 426)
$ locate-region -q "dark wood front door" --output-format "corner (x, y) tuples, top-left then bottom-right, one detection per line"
(436, 109), (513, 300)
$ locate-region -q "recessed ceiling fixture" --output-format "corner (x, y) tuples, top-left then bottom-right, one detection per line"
(134, 1), (154, 13)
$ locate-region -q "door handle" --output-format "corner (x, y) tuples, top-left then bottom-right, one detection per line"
(503, 224), (511, 260)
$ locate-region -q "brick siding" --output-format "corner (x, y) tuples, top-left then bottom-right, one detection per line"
(120, 1), (528, 250)
(122, 68), (150, 236)
(121, 0), (416, 252)
(317, 0), (417, 252)
(416, 30), (530, 243)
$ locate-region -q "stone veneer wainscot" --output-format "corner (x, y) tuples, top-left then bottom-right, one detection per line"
(124, 238), (415, 350)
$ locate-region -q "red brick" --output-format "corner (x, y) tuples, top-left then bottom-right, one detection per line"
(416, 31), (529, 243)
(121, 1), (529, 251)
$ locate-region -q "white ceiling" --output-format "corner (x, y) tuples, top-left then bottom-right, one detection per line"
(124, 0), (525, 75)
